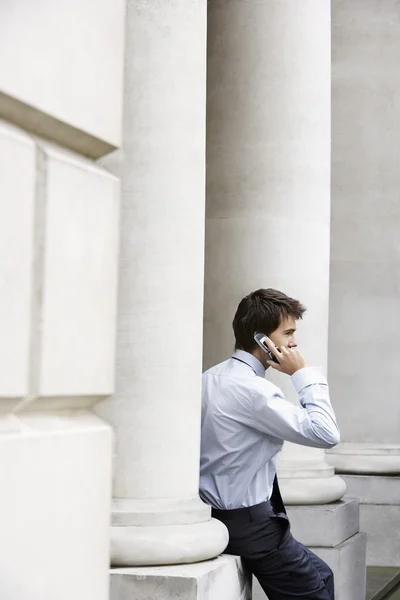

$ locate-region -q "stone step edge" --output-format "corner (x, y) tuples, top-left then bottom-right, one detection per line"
(366, 567), (400, 600)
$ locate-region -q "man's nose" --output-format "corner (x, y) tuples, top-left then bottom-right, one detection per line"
(288, 341), (297, 348)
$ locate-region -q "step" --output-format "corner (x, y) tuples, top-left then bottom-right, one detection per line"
(287, 499), (359, 547)
(366, 567), (400, 600)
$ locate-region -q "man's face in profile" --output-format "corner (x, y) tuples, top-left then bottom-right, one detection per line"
(252, 316), (299, 368)
(269, 316), (298, 351)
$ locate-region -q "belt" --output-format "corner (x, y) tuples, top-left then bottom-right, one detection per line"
(211, 475), (286, 520)
(212, 499), (276, 522)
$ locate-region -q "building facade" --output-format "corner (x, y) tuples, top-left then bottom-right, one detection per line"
(0, 1), (399, 599)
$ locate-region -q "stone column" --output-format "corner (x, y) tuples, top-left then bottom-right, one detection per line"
(94, 0), (228, 567)
(205, 0), (346, 505)
(328, 0), (400, 477)
(327, 0), (400, 567)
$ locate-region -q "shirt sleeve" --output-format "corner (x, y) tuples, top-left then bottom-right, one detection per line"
(251, 367), (340, 448)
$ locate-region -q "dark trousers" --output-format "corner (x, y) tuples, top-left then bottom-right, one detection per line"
(212, 480), (334, 599)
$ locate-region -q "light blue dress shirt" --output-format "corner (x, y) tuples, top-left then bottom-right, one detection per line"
(200, 350), (340, 510)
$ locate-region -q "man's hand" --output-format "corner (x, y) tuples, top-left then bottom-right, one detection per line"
(264, 337), (306, 375)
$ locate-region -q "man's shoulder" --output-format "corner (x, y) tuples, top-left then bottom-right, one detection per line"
(202, 361), (282, 395)
(203, 359), (231, 377)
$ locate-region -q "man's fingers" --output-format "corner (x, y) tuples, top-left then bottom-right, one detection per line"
(267, 360), (283, 372)
(279, 345), (291, 354)
(264, 336), (281, 357)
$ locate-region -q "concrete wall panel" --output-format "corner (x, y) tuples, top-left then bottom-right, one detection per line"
(39, 147), (119, 396)
(0, 122), (35, 398)
(0, 0), (125, 156)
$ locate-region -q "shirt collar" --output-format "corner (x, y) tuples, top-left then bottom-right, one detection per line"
(232, 349), (266, 377)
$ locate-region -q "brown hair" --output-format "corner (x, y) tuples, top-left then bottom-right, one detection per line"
(232, 288), (306, 351)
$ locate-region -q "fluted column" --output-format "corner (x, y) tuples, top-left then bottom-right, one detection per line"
(205, 0), (346, 505)
(94, 0), (228, 566)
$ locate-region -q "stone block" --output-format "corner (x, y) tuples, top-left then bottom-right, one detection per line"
(314, 533), (367, 600)
(0, 122), (35, 400)
(341, 475), (400, 567)
(0, 412), (112, 600)
(343, 474), (400, 506)
(287, 499), (359, 547)
(0, 0), (125, 156)
(38, 145), (120, 397)
(360, 505), (400, 567)
(110, 555), (251, 600)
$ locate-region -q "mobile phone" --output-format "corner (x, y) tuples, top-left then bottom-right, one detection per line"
(254, 333), (280, 363)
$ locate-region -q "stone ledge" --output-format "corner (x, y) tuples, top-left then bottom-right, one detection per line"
(343, 475), (400, 506)
(110, 555), (251, 600)
(0, 92), (116, 159)
(287, 499), (359, 547)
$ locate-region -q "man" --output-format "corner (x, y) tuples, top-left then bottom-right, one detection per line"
(200, 288), (340, 600)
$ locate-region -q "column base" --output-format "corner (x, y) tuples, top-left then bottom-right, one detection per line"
(111, 518), (229, 566)
(343, 474), (400, 566)
(110, 555), (251, 599)
(287, 499), (359, 547)
(311, 534), (367, 600)
(277, 447), (347, 504)
(112, 496), (211, 526)
(326, 442), (400, 474)
(278, 473), (347, 505)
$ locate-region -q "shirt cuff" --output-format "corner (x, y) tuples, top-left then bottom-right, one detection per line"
(291, 367), (328, 393)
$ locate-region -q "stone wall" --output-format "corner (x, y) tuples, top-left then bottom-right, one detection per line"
(0, 1), (125, 598)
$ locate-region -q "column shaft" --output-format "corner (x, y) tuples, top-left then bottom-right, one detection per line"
(327, 0), (400, 474)
(95, 0), (228, 566)
(205, 0), (346, 505)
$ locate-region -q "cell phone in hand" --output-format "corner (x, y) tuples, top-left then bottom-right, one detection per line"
(254, 333), (280, 364)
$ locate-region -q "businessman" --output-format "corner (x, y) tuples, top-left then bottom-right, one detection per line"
(200, 288), (339, 599)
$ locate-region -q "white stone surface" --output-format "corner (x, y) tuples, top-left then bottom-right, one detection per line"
(112, 496), (211, 527)
(287, 499), (359, 548)
(329, 0), (400, 468)
(205, 0), (345, 505)
(110, 555), (251, 600)
(327, 443), (400, 474)
(37, 145), (119, 397)
(112, 519), (228, 567)
(94, 0), (228, 565)
(342, 474), (400, 505)
(0, 122), (35, 401)
(360, 505), (400, 567)
(0, 0), (125, 156)
(0, 5), (122, 600)
(278, 465), (346, 505)
(341, 475), (400, 567)
(311, 534), (367, 600)
(0, 411), (112, 600)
